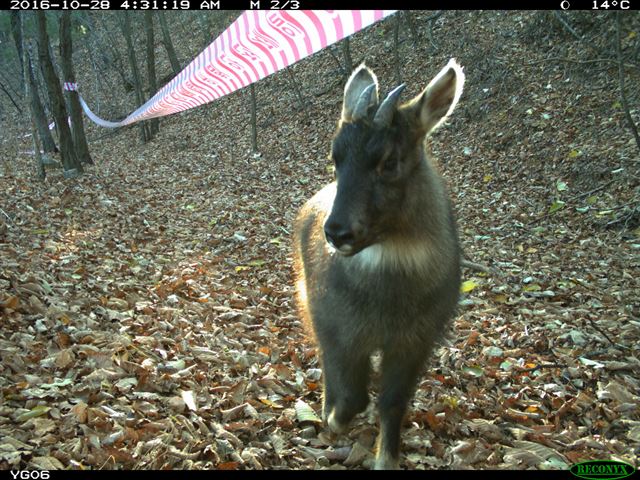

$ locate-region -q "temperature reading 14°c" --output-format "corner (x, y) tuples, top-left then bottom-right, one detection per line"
(592, 0), (631, 8)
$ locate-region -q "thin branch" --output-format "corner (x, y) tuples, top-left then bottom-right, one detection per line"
(517, 363), (565, 373)
(425, 11), (444, 22)
(586, 317), (628, 350)
(325, 45), (345, 78)
(0, 81), (22, 114)
(285, 67), (310, 123)
(552, 11), (582, 41)
(426, 11), (442, 52)
(461, 259), (498, 276)
(574, 179), (616, 201)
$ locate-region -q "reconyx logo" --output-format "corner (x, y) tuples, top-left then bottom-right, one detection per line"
(570, 460), (636, 480)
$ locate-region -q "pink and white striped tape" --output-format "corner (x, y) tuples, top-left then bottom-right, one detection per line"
(77, 10), (396, 128)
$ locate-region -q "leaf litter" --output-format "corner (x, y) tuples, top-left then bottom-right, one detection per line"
(1, 10), (639, 470)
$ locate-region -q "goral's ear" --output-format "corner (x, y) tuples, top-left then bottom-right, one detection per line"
(402, 59), (465, 137)
(341, 64), (379, 123)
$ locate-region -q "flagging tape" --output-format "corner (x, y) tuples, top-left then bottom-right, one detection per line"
(69, 10), (396, 129)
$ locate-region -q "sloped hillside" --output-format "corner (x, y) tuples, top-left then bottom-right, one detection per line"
(1, 11), (638, 470)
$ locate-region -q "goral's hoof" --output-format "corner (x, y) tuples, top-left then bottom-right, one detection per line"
(327, 409), (348, 435)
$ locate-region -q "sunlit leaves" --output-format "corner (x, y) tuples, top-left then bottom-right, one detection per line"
(460, 280), (479, 293)
(548, 200), (565, 214)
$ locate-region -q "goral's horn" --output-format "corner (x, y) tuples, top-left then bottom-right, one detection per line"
(352, 84), (376, 121)
(373, 84), (406, 127)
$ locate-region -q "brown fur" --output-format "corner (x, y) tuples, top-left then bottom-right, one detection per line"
(293, 60), (465, 470)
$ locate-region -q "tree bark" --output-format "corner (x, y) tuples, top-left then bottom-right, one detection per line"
(157, 11), (181, 76)
(23, 42), (45, 180)
(36, 11), (82, 176)
(122, 12), (150, 143)
(403, 11), (419, 47)
(285, 67), (309, 123)
(195, 13), (212, 47)
(27, 54), (59, 154)
(10, 12), (24, 78)
(12, 12), (57, 153)
(250, 84), (258, 153)
(393, 14), (402, 85)
(60, 11), (93, 165)
(144, 11), (159, 137)
(342, 38), (353, 75)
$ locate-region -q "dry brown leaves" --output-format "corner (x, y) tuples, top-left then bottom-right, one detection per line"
(1, 10), (639, 471)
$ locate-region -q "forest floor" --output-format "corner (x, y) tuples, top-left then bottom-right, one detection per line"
(0, 11), (639, 470)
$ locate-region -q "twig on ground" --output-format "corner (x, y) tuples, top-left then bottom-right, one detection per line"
(461, 259), (499, 276)
(527, 180), (617, 226)
(586, 317), (629, 349)
(518, 363), (565, 373)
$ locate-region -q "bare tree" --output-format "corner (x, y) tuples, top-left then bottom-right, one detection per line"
(403, 11), (420, 46)
(342, 38), (353, 75)
(157, 11), (182, 76)
(285, 67), (310, 123)
(122, 12), (150, 143)
(23, 43), (45, 180)
(11, 12), (58, 154)
(35, 11), (81, 175)
(250, 84), (257, 153)
(393, 14), (401, 84)
(195, 13), (212, 47)
(144, 12), (159, 138)
(60, 12), (93, 165)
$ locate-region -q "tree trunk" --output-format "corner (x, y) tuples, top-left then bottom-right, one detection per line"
(285, 67), (309, 123)
(403, 11), (419, 46)
(393, 14), (402, 85)
(144, 11), (159, 137)
(107, 39), (133, 91)
(122, 12), (150, 143)
(195, 13), (211, 47)
(36, 11), (82, 176)
(342, 38), (353, 75)
(60, 11), (93, 165)
(27, 54), (59, 154)
(250, 84), (258, 153)
(23, 42), (45, 180)
(12, 11), (57, 153)
(157, 11), (181, 76)
(10, 12), (24, 78)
